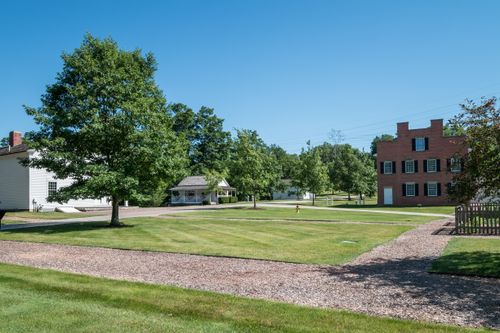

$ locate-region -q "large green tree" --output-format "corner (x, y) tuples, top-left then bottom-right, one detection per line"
(170, 104), (231, 175)
(229, 130), (279, 208)
(448, 97), (500, 202)
(370, 134), (394, 156)
(23, 34), (187, 226)
(293, 142), (329, 205)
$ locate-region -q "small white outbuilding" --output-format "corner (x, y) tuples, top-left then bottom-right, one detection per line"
(0, 131), (110, 212)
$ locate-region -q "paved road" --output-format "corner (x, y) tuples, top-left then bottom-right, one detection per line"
(0, 218), (497, 328)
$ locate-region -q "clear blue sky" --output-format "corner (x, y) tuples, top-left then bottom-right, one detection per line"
(2, 0), (500, 153)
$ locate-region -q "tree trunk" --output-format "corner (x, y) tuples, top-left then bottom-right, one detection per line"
(312, 193), (315, 206)
(253, 192), (257, 209)
(110, 197), (121, 226)
(348, 192), (351, 201)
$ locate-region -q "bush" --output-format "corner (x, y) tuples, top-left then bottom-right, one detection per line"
(218, 197), (238, 204)
(202, 200), (210, 205)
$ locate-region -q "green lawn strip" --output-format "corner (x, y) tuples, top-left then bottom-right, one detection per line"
(175, 207), (438, 224)
(4, 211), (100, 221)
(0, 263), (491, 333)
(0, 217), (411, 265)
(430, 238), (500, 278)
(287, 201), (455, 215)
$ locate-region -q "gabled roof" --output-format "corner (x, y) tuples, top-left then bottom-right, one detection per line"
(0, 144), (29, 157)
(170, 176), (235, 191)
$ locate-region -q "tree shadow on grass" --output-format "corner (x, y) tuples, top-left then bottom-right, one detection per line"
(0, 222), (135, 235)
(321, 255), (500, 328)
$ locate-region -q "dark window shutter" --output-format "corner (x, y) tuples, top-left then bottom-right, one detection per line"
(402, 184), (406, 196)
(401, 161), (405, 173)
(437, 183), (441, 196)
(423, 160), (427, 172)
(380, 162), (384, 174)
(415, 184), (419, 196)
(392, 161), (396, 174)
(436, 159), (441, 172)
(425, 137), (429, 150)
(447, 182), (452, 193)
(460, 158), (465, 171)
(446, 159), (451, 171)
(411, 138), (416, 151)
(424, 183), (428, 196)
(414, 160), (418, 172)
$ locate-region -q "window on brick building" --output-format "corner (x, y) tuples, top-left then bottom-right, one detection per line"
(405, 160), (415, 173)
(405, 183), (416, 196)
(414, 137), (426, 151)
(450, 157), (461, 172)
(426, 159), (437, 172)
(383, 161), (393, 174)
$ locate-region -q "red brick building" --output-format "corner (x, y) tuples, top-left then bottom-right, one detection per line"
(376, 119), (466, 206)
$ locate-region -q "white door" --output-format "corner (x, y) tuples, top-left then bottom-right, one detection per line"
(383, 187), (393, 205)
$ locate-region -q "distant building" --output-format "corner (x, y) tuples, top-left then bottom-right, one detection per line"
(272, 179), (312, 200)
(169, 176), (236, 205)
(376, 119), (467, 206)
(0, 131), (110, 211)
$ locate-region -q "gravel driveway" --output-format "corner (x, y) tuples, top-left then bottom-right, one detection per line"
(0, 218), (498, 329)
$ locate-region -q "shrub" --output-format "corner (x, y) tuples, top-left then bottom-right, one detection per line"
(218, 197), (238, 204)
(202, 200), (210, 205)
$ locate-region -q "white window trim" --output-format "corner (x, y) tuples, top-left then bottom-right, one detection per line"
(451, 157), (461, 173)
(405, 160), (414, 174)
(383, 161), (393, 174)
(415, 137), (426, 152)
(427, 159), (437, 173)
(427, 182), (438, 197)
(405, 182), (416, 197)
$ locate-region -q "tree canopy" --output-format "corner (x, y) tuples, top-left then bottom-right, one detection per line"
(293, 142), (329, 205)
(23, 34), (187, 225)
(370, 134), (394, 156)
(448, 97), (500, 202)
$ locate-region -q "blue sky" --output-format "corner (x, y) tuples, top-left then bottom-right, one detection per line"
(1, 0), (500, 153)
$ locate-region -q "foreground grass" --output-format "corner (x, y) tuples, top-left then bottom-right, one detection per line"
(4, 211), (99, 221)
(0, 217), (411, 264)
(430, 238), (500, 278)
(176, 207), (439, 224)
(0, 264), (492, 333)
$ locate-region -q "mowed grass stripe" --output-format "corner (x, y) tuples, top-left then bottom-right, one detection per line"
(174, 207), (439, 224)
(0, 263), (492, 333)
(0, 217), (412, 265)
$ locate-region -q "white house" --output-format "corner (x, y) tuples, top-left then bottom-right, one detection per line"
(0, 131), (110, 212)
(272, 179), (312, 200)
(170, 176), (236, 205)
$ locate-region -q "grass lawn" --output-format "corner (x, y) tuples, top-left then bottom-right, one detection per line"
(175, 207), (440, 224)
(0, 217), (412, 265)
(291, 200), (455, 215)
(0, 264), (492, 333)
(3, 211), (99, 221)
(430, 238), (500, 278)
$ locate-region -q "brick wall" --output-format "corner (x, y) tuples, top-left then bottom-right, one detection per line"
(376, 119), (467, 206)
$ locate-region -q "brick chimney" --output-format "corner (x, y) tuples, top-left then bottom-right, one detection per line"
(9, 131), (22, 147)
(430, 119), (443, 132)
(396, 122), (409, 137)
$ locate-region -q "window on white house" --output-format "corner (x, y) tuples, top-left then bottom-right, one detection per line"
(48, 181), (57, 196)
(427, 182), (438, 196)
(383, 161), (393, 174)
(415, 137), (426, 151)
(405, 160), (414, 173)
(186, 191), (196, 200)
(427, 159), (437, 172)
(451, 157), (461, 172)
(405, 183), (416, 196)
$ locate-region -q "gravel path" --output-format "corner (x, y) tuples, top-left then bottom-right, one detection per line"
(0, 218), (498, 329)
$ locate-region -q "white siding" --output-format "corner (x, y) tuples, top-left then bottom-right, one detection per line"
(0, 152), (30, 210)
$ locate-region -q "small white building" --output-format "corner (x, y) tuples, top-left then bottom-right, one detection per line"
(170, 176), (236, 205)
(272, 179), (312, 200)
(0, 131), (110, 211)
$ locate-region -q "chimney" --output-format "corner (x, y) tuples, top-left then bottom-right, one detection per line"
(430, 119), (443, 132)
(396, 122), (409, 136)
(9, 131), (23, 147)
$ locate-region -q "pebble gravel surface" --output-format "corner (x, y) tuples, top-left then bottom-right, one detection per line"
(0, 218), (498, 329)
